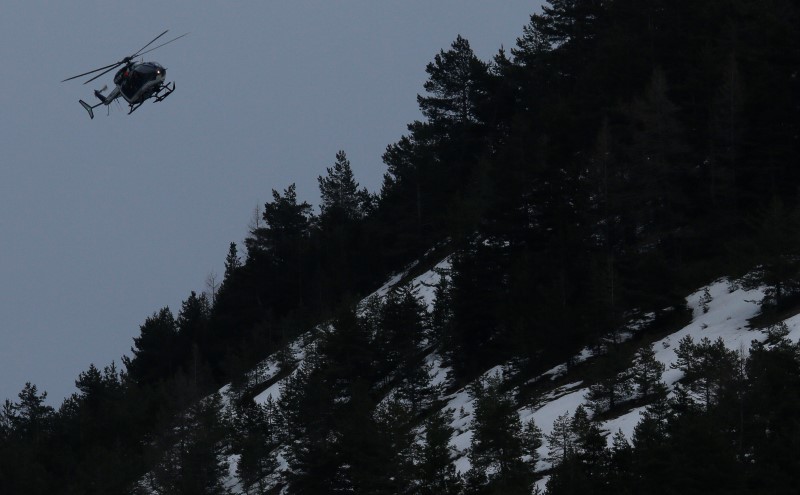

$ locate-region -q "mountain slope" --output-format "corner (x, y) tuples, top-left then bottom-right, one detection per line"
(174, 262), (792, 494)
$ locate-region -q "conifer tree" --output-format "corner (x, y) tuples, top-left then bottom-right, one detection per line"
(233, 399), (279, 494)
(585, 348), (634, 415)
(123, 307), (179, 386)
(374, 395), (417, 492)
(0, 383), (54, 495)
(671, 336), (740, 411)
(174, 291), (216, 387)
(631, 343), (666, 400)
(570, 405), (608, 489)
(743, 197), (800, 308)
(546, 411), (575, 467)
(415, 408), (461, 495)
(223, 242), (240, 281)
(608, 430), (633, 493)
(521, 417), (544, 480)
(417, 35), (490, 126)
(467, 374), (531, 492)
(318, 150), (370, 223)
(429, 268), (454, 347)
(745, 336), (800, 491)
(246, 183), (313, 261)
(143, 392), (231, 495)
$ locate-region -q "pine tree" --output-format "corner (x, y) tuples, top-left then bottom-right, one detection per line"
(374, 285), (438, 414)
(429, 268), (454, 348)
(246, 183), (313, 262)
(745, 336), (800, 492)
(223, 242), (241, 281)
(570, 405), (609, 490)
(123, 307), (179, 386)
(232, 399), (279, 494)
(318, 150), (369, 223)
(585, 347), (634, 415)
(176, 291), (212, 373)
(282, 308), (380, 493)
(415, 408), (461, 495)
(144, 392), (232, 495)
(0, 383), (55, 495)
(546, 411), (575, 467)
(467, 374), (529, 490)
(417, 35), (490, 126)
(671, 336), (740, 411)
(521, 417), (544, 469)
(607, 430), (633, 494)
(742, 197), (800, 309)
(374, 395), (417, 493)
(546, 406), (607, 494)
(446, 238), (507, 379)
(631, 343), (666, 400)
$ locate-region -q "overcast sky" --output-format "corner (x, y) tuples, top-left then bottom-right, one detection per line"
(0, 1), (543, 405)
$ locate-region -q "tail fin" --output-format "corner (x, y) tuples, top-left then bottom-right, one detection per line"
(94, 89), (108, 104)
(79, 100), (95, 119)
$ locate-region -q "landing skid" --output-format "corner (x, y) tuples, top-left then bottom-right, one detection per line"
(127, 82), (176, 115)
(154, 81), (175, 102)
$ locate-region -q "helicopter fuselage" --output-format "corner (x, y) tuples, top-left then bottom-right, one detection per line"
(112, 61), (167, 103)
(89, 61), (175, 117)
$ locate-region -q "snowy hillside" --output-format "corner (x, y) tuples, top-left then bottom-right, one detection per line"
(183, 259), (799, 494)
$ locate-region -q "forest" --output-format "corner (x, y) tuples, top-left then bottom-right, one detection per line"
(2, 0), (799, 493)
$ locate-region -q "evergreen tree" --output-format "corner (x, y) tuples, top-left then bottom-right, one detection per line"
(415, 408), (461, 495)
(446, 238), (507, 379)
(279, 347), (341, 493)
(521, 417), (543, 469)
(570, 405), (609, 490)
(671, 336), (740, 411)
(429, 268), (454, 347)
(176, 291), (213, 383)
(607, 430), (633, 494)
(585, 347), (634, 415)
(742, 197), (800, 309)
(232, 398), (279, 494)
(142, 392), (231, 495)
(744, 336), (800, 492)
(223, 241), (241, 282)
(545, 411), (575, 467)
(0, 383), (54, 495)
(466, 373), (530, 493)
(244, 183), (315, 316)
(318, 150), (370, 223)
(123, 307), (179, 387)
(417, 35), (490, 126)
(631, 343), (666, 400)
(546, 405), (608, 494)
(282, 308), (381, 493)
(374, 395), (417, 493)
(246, 183), (313, 262)
(374, 285), (439, 414)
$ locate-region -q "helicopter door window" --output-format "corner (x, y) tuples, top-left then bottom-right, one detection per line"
(120, 70), (140, 98)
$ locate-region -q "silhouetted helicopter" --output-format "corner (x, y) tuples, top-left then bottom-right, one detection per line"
(62, 30), (188, 119)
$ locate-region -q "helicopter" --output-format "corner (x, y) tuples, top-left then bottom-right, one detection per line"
(62, 30), (188, 119)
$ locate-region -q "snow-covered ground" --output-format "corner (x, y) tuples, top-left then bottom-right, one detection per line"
(198, 261), (795, 494)
(426, 277), (772, 478)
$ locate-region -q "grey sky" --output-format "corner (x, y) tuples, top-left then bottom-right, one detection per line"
(0, 1), (543, 404)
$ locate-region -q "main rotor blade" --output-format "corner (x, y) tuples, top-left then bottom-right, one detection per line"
(131, 29), (169, 58)
(135, 32), (189, 58)
(82, 63), (123, 85)
(61, 60), (123, 83)
(61, 30), (186, 84)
